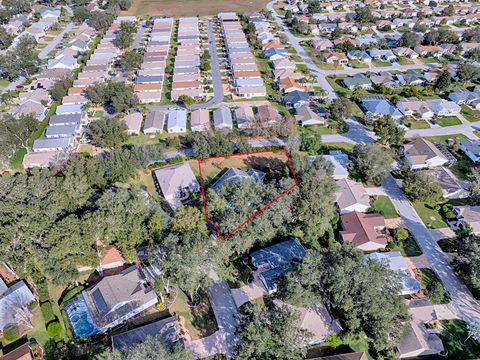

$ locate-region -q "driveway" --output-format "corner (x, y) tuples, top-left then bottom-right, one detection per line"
(39, 22), (74, 60)
(231, 275), (266, 308)
(322, 117), (377, 144)
(132, 21), (147, 50)
(191, 19), (224, 110)
(382, 175), (480, 323)
(206, 281), (241, 359)
(187, 331), (226, 359)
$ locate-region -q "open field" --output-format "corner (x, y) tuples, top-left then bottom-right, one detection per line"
(123, 0), (270, 17)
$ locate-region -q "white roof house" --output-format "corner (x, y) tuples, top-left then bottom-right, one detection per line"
(166, 109), (187, 133)
(403, 138), (449, 170)
(425, 99), (461, 116)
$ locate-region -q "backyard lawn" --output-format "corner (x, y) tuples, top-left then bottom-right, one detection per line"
(413, 202), (448, 229)
(370, 195), (399, 218)
(436, 116), (462, 127)
(461, 105), (480, 122)
(10, 148), (27, 169)
(440, 320), (480, 359)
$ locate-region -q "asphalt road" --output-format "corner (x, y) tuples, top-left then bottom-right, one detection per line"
(382, 175), (480, 323)
(132, 21), (148, 50)
(39, 22), (74, 60)
(192, 19), (224, 110)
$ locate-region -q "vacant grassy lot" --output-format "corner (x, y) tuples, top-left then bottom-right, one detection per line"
(123, 0), (271, 17)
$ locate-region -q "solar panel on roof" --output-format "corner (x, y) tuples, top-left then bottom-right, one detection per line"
(92, 289), (108, 315)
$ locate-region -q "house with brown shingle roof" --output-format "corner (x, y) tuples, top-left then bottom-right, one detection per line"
(335, 179), (370, 214)
(340, 212), (388, 251)
(190, 109), (210, 132)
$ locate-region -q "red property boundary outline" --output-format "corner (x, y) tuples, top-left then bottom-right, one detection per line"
(197, 148), (299, 240)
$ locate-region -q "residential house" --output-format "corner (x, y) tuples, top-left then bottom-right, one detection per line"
(257, 104), (281, 124)
(213, 107), (233, 130)
(23, 151), (60, 168)
(0, 279), (36, 333)
(403, 138), (449, 169)
(48, 55), (77, 71)
(368, 252), (421, 295)
(283, 90), (311, 108)
(56, 104), (83, 115)
(234, 105), (255, 129)
(369, 48), (397, 62)
(426, 167), (469, 199)
(335, 178), (370, 214)
(32, 137), (75, 152)
(143, 111), (165, 135)
(396, 71), (425, 86)
(123, 113), (143, 135)
(453, 206), (480, 234)
(272, 58), (296, 70)
(10, 101), (47, 122)
(321, 150), (350, 180)
(190, 109), (210, 132)
(318, 51), (348, 65)
(211, 167), (266, 193)
(414, 45), (441, 57)
(393, 47), (419, 59)
(278, 77), (304, 93)
(310, 352), (368, 360)
(347, 50), (372, 63)
(313, 38), (334, 51)
(459, 139), (480, 163)
(64, 266), (158, 338)
(249, 239), (306, 293)
(295, 104), (326, 126)
(396, 98), (434, 119)
(343, 74), (372, 90)
(448, 88), (480, 107)
(111, 317), (183, 352)
(398, 299), (445, 358)
(340, 212), (388, 251)
(425, 99), (461, 116)
(264, 48), (288, 60)
(370, 72), (399, 89)
(362, 96), (403, 120)
(153, 163), (199, 209)
(166, 109), (187, 133)
(0, 342), (36, 360)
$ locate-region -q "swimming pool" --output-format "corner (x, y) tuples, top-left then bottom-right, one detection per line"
(64, 295), (98, 338)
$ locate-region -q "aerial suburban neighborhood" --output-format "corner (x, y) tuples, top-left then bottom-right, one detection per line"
(0, 0), (480, 359)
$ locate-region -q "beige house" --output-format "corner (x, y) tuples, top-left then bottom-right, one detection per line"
(123, 113), (143, 135)
(295, 105), (326, 126)
(335, 179), (370, 214)
(153, 163), (200, 210)
(403, 138), (449, 170)
(396, 98), (434, 119)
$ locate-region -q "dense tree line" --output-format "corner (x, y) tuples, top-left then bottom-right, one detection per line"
(87, 116), (129, 148)
(115, 21), (137, 49)
(0, 36), (40, 80)
(452, 226), (480, 297)
(86, 81), (140, 113)
(0, 145), (164, 284)
(0, 113), (38, 167)
(280, 244), (409, 353)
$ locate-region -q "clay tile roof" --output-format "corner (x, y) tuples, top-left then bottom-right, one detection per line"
(101, 246), (125, 266)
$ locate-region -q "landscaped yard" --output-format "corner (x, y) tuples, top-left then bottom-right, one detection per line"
(370, 195), (399, 218)
(289, 55), (303, 62)
(424, 134), (468, 147)
(413, 202), (448, 229)
(349, 61), (368, 69)
(407, 119), (430, 129)
(461, 105), (480, 122)
(10, 148), (27, 169)
(436, 116), (462, 127)
(439, 320), (480, 359)
(417, 268), (449, 304)
(397, 58), (414, 65)
(420, 57), (438, 64)
(372, 59), (392, 67)
(0, 79), (10, 87)
(389, 228), (423, 257)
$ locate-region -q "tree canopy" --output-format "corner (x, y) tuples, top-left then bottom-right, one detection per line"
(280, 244), (409, 352)
(0, 36), (40, 80)
(86, 81), (139, 113)
(351, 144), (393, 185)
(402, 170), (444, 205)
(372, 115), (405, 147)
(87, 116), (129, 148)
(0, 113), (38, 166)
(452, 227), (480, 296)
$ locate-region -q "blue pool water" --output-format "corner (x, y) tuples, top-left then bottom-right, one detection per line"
(64, 295), (98, 338)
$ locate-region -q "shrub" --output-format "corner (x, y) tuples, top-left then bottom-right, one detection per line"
(61, 286), (84, 304)
(47, 321), (62, 339)
(3, 324), (20, 341)
(394, 228), (410, 242)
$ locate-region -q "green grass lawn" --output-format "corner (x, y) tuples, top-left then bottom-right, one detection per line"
(413, 202), (448, 229)
(370, 195), (399, 218)
(349, 60), (368, 69)
(320, 142), (355, 153)
(372, 59), (392, 67)
(295, 63), (310, 74)
(0, 79), (10, 87)
(419, 268), (449, 304)
(36, 43), (48, 49)
(407, 119), (431, 129)
(397, 58), (414, 65)
(124, 133), (160, 146)
(440, 320), (480, 359)
(420, 56), (438, 64)
(436, 116), (462, 127)
(461, 105), (480, 122)
(289, 55), (303, 62)
(424, 134), (467, 147)
(10, 148), (27, 169)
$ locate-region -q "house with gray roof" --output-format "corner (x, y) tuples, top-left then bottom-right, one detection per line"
(459, 139), (480, 163)
(49, 113), (84, 126)
(213, 107), (233, 130)
(64, 266), (158, 337)
(153, 163), (199, 209)
(32, 136), (75, 152)
(143, 111), (165, 135)
(295, 105), (327, 126)
(283, 90), (311, 108)
(48, 55), (77, 71)
(0, 280), (36, 333)
(335, 178), (370, 214)
(45, 124), (81, 138)
(250, 239), (306, 293)
(111, 317), (183, 353)
(211, 168), (266, 193)
(362, 96), (402, 120)
(343, 74), (372, 90)
(425, 99), (461, 116)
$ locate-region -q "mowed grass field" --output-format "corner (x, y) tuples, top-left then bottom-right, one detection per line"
(123, 0), (270, 17)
